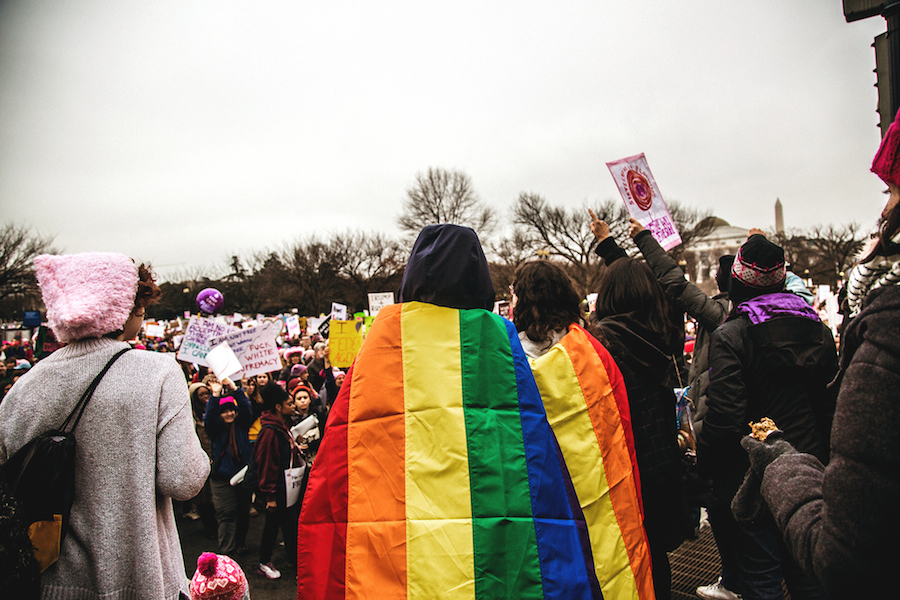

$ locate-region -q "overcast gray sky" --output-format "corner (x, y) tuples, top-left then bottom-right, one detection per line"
(0, 1), (889, 280)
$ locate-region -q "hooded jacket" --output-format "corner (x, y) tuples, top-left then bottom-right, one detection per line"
(697, 292), (838, 502)
(398, 223), (496, 310)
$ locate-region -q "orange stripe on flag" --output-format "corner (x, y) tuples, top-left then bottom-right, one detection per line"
(346, 304), (407, 599)
(561, 327), (654, 600)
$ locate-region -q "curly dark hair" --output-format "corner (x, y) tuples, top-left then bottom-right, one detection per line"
(133, 264), (162, 313)
(511, 261), (583, 343)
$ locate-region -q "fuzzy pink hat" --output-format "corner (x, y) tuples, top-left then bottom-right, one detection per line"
(872, 108), (900, 186)
(190, 553), (248, 600)
(34, 252), (139, 343)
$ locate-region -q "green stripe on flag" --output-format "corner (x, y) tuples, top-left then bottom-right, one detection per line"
(459, 310), (544, 599)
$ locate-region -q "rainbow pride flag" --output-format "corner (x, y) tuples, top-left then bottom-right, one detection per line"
(297, 302), (596, 600)
(529, 324), (654, 600)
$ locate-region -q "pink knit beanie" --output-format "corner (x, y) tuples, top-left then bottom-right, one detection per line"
(34, 252), (139, 343)
(190, 553), (249, 600)
(872, 109), (900, 186)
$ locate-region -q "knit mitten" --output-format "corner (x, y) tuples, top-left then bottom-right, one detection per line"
(731, 469), (766, 522)
(740, 432), (797, 477)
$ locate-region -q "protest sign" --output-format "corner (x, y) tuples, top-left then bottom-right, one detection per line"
(331, 302), (348, 321)
(329, 320), (364, 368)
(144, 323), (166, 338)
(209, 321), (282, 378)
(206, 342), (244, 380)
(606, 153), (682, 250)
(286, 314), (302, 338)
(318, 319), (330, 339)
(367, 292), (395, 315)
(307, 316), (326, 334)
(176, 316), (238, 367)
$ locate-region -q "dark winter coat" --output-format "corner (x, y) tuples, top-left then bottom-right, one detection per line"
(697, 292), (838, 504)
(255, 411), (304, 507)
(204, 389), (253, 480)
(599, 312), (691, 551)
(633, 230), (730, 435)
(760, 285), (900, 598)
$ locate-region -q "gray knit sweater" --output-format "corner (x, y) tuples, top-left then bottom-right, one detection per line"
(0, 338), (210, 600)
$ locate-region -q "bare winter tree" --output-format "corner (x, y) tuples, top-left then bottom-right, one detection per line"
(280, 236), (352, 316)
(806, 223), (866, 283)
(398, 167), (497, 239)
(512, 193), (629, 297)
(336, 231), (405, 301)
(0, 223), (56, 320)
(773, 223), (867, 288)
(487, 227), (536, 298)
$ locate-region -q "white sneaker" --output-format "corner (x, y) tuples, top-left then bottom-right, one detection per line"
(257, 562), (281, 580)
(696, 577), (741, 600)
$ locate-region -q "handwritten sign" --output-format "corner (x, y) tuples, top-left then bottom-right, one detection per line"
(606, 153), (682, 250)
(329, 320), (363, 368)
(368, 292), (395, 315)
(209, 321), (281, 378)
(175, 316), (238, 367)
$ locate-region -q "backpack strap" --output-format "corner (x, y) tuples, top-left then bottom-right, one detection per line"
(59, 347), (132, 433)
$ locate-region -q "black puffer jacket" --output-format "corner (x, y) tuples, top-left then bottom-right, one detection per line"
(760, 285), (900, 598)
(632, 230), (730, 435)
(697, 292), (838, 503)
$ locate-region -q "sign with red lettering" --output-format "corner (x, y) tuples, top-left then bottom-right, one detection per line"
(208, 321), (281, 378)
(328, 320), (364, 368)
(606, 153), (682, 251)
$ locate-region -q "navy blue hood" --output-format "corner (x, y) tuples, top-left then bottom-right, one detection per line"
(398, 224), (496, 310)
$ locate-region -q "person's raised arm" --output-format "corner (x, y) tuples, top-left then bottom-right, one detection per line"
(589, 209), (627, 265)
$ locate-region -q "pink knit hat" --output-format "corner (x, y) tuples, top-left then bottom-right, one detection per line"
(34, 252), (139, 343)
(872, 109), (900, 186)
(190, 553), (248, 600)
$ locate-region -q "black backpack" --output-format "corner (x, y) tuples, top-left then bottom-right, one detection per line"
(1, 348), (130, 573)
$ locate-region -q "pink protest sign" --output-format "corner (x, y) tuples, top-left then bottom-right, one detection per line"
(606, 153), (682, 251)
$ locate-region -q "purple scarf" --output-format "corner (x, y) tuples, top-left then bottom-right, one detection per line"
(734, 292), (820, 325)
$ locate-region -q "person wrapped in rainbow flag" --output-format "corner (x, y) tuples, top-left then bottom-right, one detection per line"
(297, 224), (653, 600)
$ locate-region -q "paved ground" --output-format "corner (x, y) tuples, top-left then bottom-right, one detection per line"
(178, 509), (732, 600)
(177, 505), (297, 600)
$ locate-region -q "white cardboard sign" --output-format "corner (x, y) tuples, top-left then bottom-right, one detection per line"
(368, 292), (395, 315)
(175, 316), (238, 367)
(206, 342), (244, 380)
(208, 321), (281, 378)
(606, 153), (682, 251)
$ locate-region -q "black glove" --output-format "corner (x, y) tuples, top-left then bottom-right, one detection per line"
(740, 431), (796, 477)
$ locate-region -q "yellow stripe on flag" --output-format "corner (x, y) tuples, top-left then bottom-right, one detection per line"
(401, 302), (475, 600)
(532, 344), (642, 600)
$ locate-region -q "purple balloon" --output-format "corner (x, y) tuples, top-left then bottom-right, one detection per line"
(196, 288), (224, 314)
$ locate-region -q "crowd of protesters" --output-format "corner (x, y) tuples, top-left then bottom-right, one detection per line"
(3, 115), (900, 600)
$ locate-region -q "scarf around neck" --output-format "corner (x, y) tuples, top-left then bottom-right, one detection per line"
(847, 231), (900, 318)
